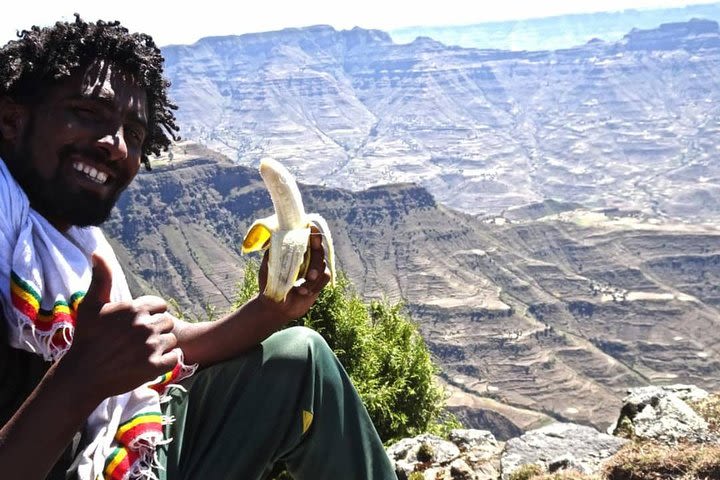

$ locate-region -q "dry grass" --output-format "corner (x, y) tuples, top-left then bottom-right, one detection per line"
(531, 472), (600, 480)
(505, 393), (720, 480)
(604, 441), (720, 480)
(689, 393), (720, 434)
(508, 464), (599, 480)
(509, 464), (545, 480)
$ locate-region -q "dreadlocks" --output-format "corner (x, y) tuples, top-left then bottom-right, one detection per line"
(0, 13), (180, 170)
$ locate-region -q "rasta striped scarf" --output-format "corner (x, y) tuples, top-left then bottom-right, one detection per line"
(0, 159), (196, 479)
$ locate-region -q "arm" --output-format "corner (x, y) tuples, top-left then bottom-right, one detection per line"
(0, 255), (179, 478)
(0, 360), (102, 479)
(174, 232), (331, 367)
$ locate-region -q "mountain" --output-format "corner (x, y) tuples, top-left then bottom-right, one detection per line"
(103, 147), (720, 436)
(161, 19), (720, 221)
(390, 3), (720, 51)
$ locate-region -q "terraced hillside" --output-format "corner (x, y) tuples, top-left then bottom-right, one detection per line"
(104, 149), (720, 436)
(161, 19), (720, 221)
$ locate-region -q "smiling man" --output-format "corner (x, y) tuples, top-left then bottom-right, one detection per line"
(7, 61), (148, 229)
(0, 15), (394, 480)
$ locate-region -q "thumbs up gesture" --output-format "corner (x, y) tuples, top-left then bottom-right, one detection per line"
(59, 254), (180, 401)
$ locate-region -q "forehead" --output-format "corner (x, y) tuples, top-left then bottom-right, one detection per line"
(47, 61), (149, 122)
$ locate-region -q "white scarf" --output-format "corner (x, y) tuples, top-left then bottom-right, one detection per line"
(0, 158), (195, 479)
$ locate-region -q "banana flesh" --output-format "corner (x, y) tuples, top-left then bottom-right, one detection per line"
(242, 158), (336, 302)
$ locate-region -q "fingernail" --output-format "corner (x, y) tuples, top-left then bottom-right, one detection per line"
(308, 269), (318, 281)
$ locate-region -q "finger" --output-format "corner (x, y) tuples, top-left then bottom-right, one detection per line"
(144, 312), (176, 333)
(309, 226), (322, 250)
(133, 295), (168, 314)
(258, 252), (269, 292)
(305, 233), (326, 282)
(80, 254), (114, 317)
(152, 348), (181, 373)
(294, 267), (330, 296)
(308, 267), (331, 294)
(156, 332), (178, 353)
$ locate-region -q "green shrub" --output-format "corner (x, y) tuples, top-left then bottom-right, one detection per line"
(234, 261), (459, 444)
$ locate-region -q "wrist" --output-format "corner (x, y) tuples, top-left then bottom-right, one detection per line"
(253, 293), (293, 324)
(52, 354), (107, 411)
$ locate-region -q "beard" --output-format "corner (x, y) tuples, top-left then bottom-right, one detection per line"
(7, 119), (122, 228)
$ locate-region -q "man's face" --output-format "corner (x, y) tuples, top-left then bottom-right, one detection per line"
(5, 61), (148, 229)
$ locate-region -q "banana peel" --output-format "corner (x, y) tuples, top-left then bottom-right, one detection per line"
(242, 158), (336, 302)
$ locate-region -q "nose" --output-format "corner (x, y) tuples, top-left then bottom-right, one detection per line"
(95, 126), (128, 162)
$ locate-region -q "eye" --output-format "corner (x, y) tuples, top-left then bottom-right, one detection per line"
(73, 106), (98, 118)
(124, 125), (146, 145)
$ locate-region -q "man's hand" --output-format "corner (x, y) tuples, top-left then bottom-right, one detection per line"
(58, 254), (179, 401)
(163, 228), (332, 368)
(258, 227), (332, 321)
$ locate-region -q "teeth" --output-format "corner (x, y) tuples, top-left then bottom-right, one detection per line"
(72, 161), (109, 185)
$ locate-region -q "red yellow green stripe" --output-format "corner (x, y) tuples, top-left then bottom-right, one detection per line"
(115, 412), (163, 446)
(9, 270), (84, 332)
(104, 446), (139, 480)
(149, 362), (183, 393)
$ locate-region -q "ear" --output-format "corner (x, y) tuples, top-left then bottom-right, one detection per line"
(0, 97), (29, 144)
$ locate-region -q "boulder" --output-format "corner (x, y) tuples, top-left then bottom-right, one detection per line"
(387, 434), (461, 479)
(500, 422), (627, 479)
(386, 430), (502, 480)
(613, 385), (711, 443)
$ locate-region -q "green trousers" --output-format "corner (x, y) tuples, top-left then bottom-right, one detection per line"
(157, 326), (396, 479)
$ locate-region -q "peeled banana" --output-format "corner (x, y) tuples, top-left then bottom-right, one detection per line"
(242, 158), (336, 302)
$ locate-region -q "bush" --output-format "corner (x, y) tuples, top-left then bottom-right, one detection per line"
(234, 260), (459, 444)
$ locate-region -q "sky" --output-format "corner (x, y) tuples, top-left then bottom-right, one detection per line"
(1, 0), (718, 47)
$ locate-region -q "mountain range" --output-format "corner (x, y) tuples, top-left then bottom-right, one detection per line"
(99, 17), (720, 438)
(390, 2), (720, 51)
(104, 142), (720, 437)
(161, 18), (720, 221)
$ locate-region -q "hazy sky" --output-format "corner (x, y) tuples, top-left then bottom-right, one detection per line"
(1, 0), (718, 46)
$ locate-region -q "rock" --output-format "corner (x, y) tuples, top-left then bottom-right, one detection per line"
(547, 454), (585, 473)
(386, 430), (503, 480)
(613, 384), (711, 443)
(449, 429), (498, 450)
(450, 459), (476, 479)
(655, 384), (709, 403)
(501, 422), (627, 479)
(449, 429), (502, 479)
(386, 384), (716, 479)
(387, 434), (461, 479)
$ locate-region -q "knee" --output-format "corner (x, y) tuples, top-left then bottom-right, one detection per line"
(283, 326), (328, 347)
(263, 326), (333, 365)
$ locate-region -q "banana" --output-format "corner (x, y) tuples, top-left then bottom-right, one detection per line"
(241, 158), (336, 302)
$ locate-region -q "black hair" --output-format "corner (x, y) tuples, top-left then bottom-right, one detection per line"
(0, 13), (180, 169)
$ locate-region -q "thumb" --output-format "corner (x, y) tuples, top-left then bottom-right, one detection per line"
(80, 253), (114, 316)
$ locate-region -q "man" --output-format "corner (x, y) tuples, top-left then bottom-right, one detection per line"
(0, 15), (395, 480)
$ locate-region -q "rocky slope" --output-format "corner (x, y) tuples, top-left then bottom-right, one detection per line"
(161, 19), (720, 221)
(103, 149), (720, 437)
(386, 385), (719, 480)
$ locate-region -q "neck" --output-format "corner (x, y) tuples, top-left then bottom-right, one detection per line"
(0, 150), (73, 232)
